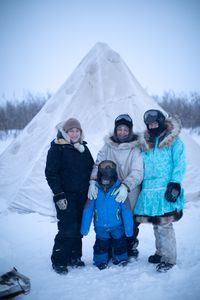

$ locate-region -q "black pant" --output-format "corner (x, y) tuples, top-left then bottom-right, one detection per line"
(51, 191), (87, 266)
(126, 220), (140, 254)
(51, 233), (82, 266)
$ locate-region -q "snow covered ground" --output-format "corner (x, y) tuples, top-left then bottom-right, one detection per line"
(0, 200), (200, 300)
(0, 132), (200, 300)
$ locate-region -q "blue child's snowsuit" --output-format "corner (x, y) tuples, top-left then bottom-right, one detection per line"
(81, 180), (133, 266)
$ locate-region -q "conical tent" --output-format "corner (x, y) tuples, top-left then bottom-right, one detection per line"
(0, 42), (199, 216)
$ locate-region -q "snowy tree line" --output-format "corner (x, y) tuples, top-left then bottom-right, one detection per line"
(0, 91), (199, 134)
(154, 91), (200, 129)
(0, 92), (51, 133)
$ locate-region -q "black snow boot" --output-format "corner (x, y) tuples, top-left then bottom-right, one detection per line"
(127, 237), (139, 258)
(113, 259), (129, 267)
(148, 253), (162, 264)
(52, 264), (68, 275)
(70, 258), (85, 268)
(128, 248), (139, 258)
(97, 263), (108, 270)
(127, 221), (140, 258)
(156, 262), (174, 273)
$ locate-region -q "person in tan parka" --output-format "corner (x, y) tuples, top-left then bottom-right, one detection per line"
(88, 114), (143, 258)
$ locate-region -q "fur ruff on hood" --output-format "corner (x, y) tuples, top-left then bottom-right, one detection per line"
(105, 132), (141, 149)
(54, 122), (85, 153)
(140, 116), (182, 150)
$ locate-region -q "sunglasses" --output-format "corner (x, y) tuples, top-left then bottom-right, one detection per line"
(115, 114), (132, 123)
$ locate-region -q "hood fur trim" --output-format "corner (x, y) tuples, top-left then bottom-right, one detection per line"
(105, 132), (141, 149)
(55, 138), (70, 145)
(140, 116), (181, 150)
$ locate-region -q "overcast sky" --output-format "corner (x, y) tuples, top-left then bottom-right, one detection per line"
(0, 0), (199, 101)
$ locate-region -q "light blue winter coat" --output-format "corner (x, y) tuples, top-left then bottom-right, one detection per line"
(81, 180), (133, 237)
(134, 117), (186, 217)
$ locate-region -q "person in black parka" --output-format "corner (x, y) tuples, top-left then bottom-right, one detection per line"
(45, 118), (94, 274)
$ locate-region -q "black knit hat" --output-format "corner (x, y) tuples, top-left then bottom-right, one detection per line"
(114, 114), (133, 130)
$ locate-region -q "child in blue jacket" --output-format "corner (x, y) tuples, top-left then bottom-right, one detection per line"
(81, 160), (133, 270)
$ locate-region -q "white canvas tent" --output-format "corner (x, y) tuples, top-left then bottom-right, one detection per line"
(0, 42), (199, 216)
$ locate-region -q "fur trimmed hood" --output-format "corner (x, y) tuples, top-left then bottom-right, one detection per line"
(105, 132), (141, 150)
(140, 116), (182, 150)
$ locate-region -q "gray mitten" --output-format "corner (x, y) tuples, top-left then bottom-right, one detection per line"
(53, 192), (68, 210)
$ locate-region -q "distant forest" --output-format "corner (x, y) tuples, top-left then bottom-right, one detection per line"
(0, 91), (200, 134)
(0, 92), (51, 133)
(154, 91), (200, 129)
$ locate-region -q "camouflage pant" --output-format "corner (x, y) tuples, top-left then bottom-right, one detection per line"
(153, 222), (176, 264)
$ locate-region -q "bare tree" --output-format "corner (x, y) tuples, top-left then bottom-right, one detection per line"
(154, 91), (200, 129)
(0, 92), (51, 132)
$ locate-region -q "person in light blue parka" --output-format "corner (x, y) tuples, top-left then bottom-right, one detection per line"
(81, 160), (133, 270)
(134, 109), (186, 273)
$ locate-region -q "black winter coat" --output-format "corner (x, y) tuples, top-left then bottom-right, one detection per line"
(45, 140), (94, 196)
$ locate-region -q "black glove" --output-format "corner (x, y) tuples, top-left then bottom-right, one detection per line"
(53, 192), (68, 210)
(165, 182), (181, 203)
